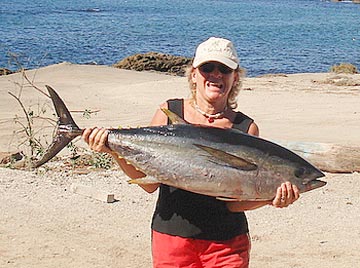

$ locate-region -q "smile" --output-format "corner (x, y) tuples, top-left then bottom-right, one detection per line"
(207, 82), (223, 89)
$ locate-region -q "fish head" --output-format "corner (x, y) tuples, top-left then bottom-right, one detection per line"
(294, 165), (325, 181)
(293, 164), (326, 192)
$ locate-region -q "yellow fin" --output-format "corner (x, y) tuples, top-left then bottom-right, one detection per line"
(127, 176), (159, 185)
(216, 196), (241, 202)
(160, 108), (187, 124)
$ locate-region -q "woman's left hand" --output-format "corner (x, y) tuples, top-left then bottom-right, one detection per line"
(272, 182), (300, 208)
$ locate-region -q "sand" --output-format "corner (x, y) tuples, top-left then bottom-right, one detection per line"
(0, 62), (359, 267)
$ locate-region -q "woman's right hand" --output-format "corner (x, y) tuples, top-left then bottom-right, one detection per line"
(82, 127), (113, 154)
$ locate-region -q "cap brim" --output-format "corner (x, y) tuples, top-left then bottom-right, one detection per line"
(193, 55), (238, 69)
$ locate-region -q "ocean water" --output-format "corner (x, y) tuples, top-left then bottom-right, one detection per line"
(1, 0), (359, 76)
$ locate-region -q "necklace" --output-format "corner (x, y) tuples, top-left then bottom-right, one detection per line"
(193, 102), (227, 123)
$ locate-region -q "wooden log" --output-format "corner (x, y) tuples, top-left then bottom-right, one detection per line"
(276, 141), (360, 173)
(70, 183), (115, 203)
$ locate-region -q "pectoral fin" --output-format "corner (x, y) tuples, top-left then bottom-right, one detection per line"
(194, 144), (258, 171)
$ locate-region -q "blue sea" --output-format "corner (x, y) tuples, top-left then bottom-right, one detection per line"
(1, 0), (359, 76)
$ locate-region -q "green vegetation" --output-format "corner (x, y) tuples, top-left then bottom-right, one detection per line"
(6, 65), (111, 170)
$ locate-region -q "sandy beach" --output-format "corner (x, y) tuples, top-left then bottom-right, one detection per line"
(0, 63), (359, 267)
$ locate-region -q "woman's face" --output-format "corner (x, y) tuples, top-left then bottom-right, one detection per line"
(192, 61), (238, 103)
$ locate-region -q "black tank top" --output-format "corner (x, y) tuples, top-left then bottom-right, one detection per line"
(151, 99), (254, 241)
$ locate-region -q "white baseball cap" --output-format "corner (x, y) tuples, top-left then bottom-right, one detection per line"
(192, 37), (239, 69)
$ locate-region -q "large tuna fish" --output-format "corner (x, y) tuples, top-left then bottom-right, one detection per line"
(34, 86), (326, 201)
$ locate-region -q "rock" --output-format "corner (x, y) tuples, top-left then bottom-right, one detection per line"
(312, 75), (360, 87)
(0, 151), (24, 165)
(330, 63), (358, 74)
(0, 68), (14, 76)
(113, 52), (192, 76)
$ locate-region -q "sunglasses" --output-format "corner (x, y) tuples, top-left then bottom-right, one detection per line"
(198, 62), (234, 74)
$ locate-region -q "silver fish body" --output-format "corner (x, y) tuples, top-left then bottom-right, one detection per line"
(108, 124), (326, 201)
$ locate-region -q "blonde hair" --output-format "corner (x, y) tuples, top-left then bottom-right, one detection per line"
(186, 65), (245, 110)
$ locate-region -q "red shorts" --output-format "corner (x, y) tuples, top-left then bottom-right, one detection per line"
(152, 230), (251, 268)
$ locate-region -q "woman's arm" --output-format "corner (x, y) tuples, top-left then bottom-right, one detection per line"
(82, 104), (168, 193)
(82, 127), (159, 193)
(82, 127), (145, 177)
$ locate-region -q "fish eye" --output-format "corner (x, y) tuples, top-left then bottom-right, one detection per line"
(294, 167), (306, 178)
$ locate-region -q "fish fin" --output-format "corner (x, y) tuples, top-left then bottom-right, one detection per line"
(32, 136), (75, 168)
(128, 176), (159, 185)
(32, 86), (82, 168)
(216, 196), (272, 202)
(216, 196), (241, 201)
(160, 108), (187, 124)
(46, 85), (81, 129)
(194, 144), (258, 171)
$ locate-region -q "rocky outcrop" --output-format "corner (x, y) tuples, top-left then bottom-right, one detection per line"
(113, 52), (192, 76)
(332, 0), (360, 3)
(330, 63), (358, 74)
(0, 68), (14, 76)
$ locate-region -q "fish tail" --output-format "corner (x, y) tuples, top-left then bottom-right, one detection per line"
(32, 85), (83, 168)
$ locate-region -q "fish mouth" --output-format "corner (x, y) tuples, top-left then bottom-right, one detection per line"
(304, 179), (327, 192)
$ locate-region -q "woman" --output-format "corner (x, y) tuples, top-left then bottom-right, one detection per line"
(83, 37), (300, 268)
